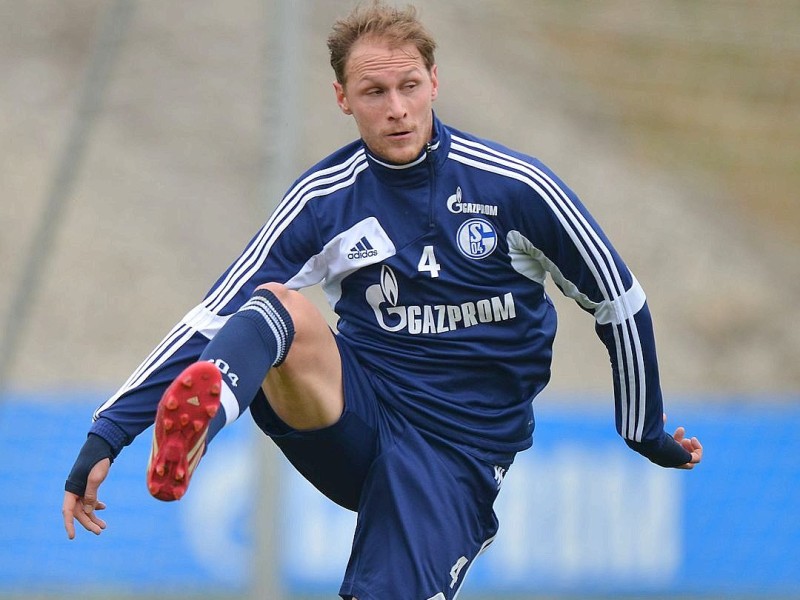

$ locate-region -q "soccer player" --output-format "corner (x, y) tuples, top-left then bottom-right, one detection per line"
(62, 2), (703, 598)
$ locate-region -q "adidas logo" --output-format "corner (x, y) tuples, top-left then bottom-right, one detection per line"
(347, 236), (378, 260)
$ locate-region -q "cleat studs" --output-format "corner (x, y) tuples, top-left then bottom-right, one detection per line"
(149, 362), (216, 503)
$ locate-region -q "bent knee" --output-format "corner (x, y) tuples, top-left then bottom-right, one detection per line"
(254, 283), (327, 337)
(255, 282), (306, 315)
(257, 282), (293, 302)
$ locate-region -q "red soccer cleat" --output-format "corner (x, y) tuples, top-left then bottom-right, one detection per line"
(146, 361), (222, 501)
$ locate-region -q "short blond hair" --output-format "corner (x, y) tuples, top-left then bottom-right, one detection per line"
(327, 1), (437, 85)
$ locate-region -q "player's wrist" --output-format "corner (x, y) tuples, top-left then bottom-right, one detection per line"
(626, 433), (692, 468)
(64, 433), (115, 496)
(89, 416), (129, 453)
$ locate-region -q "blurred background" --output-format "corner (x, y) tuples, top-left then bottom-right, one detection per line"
(0, 0), (798, 598)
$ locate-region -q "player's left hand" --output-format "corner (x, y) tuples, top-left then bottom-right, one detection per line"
(663, 413), (702, 469)
(672, 425), (703, 470)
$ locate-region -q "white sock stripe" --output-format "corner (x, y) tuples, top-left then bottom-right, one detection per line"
(239, 303), (286, 363)
(244, 296), (291, 347)
(220, 380), (239, 425)
(261, 302), (292, 365)
(248, 296), (290, 341)
(238, 296), (293, 365)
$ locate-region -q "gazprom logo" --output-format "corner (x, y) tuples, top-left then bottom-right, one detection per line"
(365, 265), (516, 335)
(447, 186), (498, 216)
(457, 218), (497, 260)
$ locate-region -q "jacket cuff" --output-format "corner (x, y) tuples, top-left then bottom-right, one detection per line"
(89, 417), (129, 458)
(625, 432), (692, 468)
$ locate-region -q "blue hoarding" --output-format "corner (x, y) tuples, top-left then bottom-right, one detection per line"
(280, 396), (800, 597)
(0, 391), (253, 596)
(0, 391), (798, 597)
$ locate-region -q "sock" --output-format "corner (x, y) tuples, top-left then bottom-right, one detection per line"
(202, 289), (295, 442)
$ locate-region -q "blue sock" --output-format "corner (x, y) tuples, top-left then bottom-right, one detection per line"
(203, 289), (295, 441)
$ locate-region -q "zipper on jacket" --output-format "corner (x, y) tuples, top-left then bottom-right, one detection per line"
(426, 142), (436, 228)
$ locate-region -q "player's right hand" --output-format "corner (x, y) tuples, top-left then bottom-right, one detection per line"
(62, 458), (110, 539)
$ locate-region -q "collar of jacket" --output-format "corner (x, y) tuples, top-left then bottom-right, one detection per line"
(362, 112), (451, 187)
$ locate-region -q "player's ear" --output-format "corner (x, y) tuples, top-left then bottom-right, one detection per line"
(334, 81), (352, 115)
(430, 64), (439, 102)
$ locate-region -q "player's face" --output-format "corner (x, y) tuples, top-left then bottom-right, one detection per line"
(334, 37), (438, 165)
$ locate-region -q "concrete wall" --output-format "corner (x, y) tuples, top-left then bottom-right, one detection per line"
(2, 0), (798, 395)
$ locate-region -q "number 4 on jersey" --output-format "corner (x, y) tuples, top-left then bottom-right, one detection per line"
(418, 245), (441, 278)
